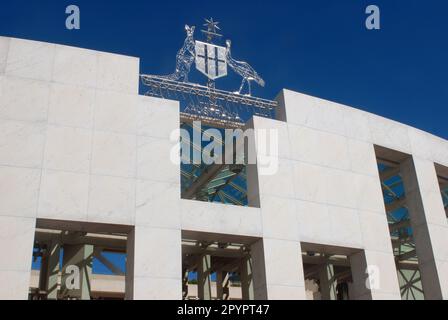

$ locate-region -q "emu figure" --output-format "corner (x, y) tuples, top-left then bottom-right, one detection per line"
(225, 40), (265, 96)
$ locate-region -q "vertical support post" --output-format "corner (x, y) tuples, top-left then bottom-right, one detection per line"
(197, 254), (212, 300)
(216, 269), (224, 300)
(350, 249), (402, 300)
(216, 270), (230, 300)
(250, 238), (306, 299)
(47, 241), (61, 299)
(400, 157), (448, 299)
(39, 240), (60, 299)
(223, 272), (230, 300)
(0, 216), (36, 300)
(126, 227), (182, 300)
(61, 244), (93, 300)
(318, 261), (337, 300)
(349, 251), (372, 300)
(124, 228), (134, 300)
(240, 254), (254, 300)
(38, 247), (49, 295)
(250, 239), (267, 299)
(337, 282), (350, 300)
(182, 268), (189, 299)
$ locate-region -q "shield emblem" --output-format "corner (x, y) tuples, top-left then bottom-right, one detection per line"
(195, 41), (227, 80)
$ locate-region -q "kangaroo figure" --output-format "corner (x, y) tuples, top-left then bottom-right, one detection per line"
(162, 25), (195, 82)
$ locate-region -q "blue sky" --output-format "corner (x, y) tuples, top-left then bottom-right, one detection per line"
(32, 249), (126, 275)
(0, 0), (447, 138)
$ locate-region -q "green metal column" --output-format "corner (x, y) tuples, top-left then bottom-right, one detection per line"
(182, 268), (189, 299)
(216, 270), (230, 300)
(319, 262), (337, 300)
(400, 157), (446, 299)
(38, 241), (61, 299)
(240, 255), (254, 300)
(60, 244), (93, 300)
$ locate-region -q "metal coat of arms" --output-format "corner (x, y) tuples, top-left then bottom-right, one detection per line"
(195, 40), (227, 80)
(151, 18), (264, 96)
(140, 18), (277, 126)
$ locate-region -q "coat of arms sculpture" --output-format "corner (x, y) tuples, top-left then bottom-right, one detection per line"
(141, 18), (276, 126)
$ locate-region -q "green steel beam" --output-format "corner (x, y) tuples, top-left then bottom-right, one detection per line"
(228, 181), (246, 195)
(218, 191), (244, 206)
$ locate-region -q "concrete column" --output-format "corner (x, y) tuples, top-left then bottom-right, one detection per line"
(60, 244), (93, 300)
(250, 239), (268, 299)
(349, 251), (372, 300)
(400, 157), (448, 299)
(318, 262), (337, 300)
(38, 240), (60, 299)
(182, 268), (189, 299)
(240, 255), (254, 300)
(337, 282), (350, 300)
(250, 238), (306, 300)
(124, 228), (135, 300)
(349, 250), (401, 300)
(197, 254), (212, 300)
(0, 216), (36, 300)
(245, 115), (307, 300)
(38, 249), (49, 294)
(126, 226), (182, 300)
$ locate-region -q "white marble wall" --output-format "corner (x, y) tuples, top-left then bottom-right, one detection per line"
(277, 89), (448, 299)
(0, 36), (182, 299)
(276, 90), (406, 299)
